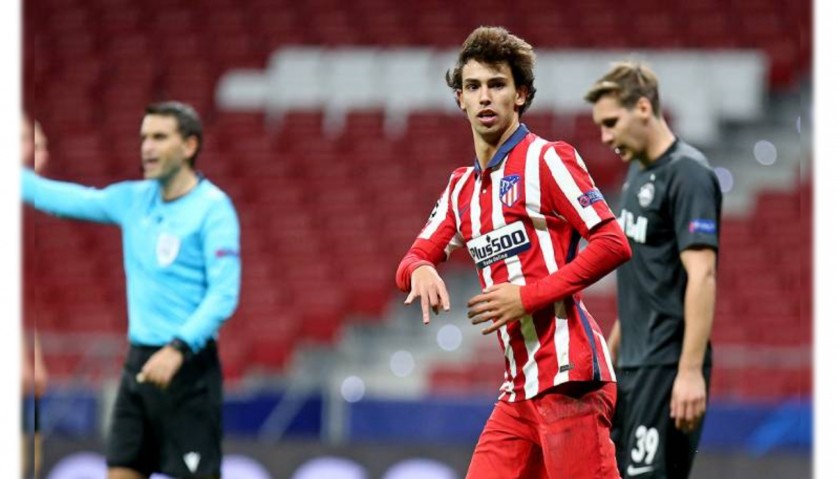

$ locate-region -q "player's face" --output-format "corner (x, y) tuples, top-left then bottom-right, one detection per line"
(591, 94), (648, 163)
(34, 122), (49, 174)
(457, 60), (526, 145)
(21, 117), (34, 167)
(140, 115), (194, 181)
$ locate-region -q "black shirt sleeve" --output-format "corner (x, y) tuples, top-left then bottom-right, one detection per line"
(668, 157), (722, 251)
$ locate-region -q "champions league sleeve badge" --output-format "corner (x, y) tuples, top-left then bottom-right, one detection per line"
(156, 232), (181, 267)
(500, 174), (521, 208)
(577, 188), (604, 208)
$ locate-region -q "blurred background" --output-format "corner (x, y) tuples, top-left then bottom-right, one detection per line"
(23, 0), (810, 477)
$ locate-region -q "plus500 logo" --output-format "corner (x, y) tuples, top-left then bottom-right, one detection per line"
(467, 221), (531, 269)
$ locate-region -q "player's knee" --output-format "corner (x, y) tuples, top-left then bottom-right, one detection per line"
(107, 466), (148, 479)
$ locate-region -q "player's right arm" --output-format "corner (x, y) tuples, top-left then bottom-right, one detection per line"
(517, 142), (631, 313)
(607, 320), (620, 366)
(22, 168), (126, 224)
(395, 169), (467, 324)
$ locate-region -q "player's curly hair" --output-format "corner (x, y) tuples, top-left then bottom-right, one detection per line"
(584, 61), (662, 117)
(445, 26), (537, 116)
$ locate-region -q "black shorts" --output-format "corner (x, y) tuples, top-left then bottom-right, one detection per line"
(106, 342), (223, 478)
(611, 364), (711, 479)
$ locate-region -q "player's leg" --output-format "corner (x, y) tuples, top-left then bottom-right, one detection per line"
(33, 396), (42, 479)
(157, 342), (224, 479)
(611, 367), (636, 476)
(617, 365), (670, 478)
(663, 365), (712, 479)
(106, 350), (158, 479)
(537, 381), (621, 479)
(22, 398), (30, 478)
(466, 400), (548, 479)
(107, 467), (148, 479)
(619, 365), (710, 479)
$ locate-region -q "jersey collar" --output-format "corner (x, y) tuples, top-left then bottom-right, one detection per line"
(473, 123), (529, 175)
(643, 137), (680, 171)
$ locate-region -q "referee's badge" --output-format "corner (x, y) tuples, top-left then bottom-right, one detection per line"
(638, 182), (655, 208)
(500, 174), (521, 208)
(156, 232), (181, 267)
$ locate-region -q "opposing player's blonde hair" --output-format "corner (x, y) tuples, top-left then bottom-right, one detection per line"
(585, 61), (662, 117)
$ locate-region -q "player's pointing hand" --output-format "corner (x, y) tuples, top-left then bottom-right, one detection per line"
(405, 265), (451, 325)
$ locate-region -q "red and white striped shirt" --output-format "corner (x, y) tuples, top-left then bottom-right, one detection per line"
(397, 125), (627, 402)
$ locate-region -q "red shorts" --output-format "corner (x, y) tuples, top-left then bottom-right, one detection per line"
(466, 381), (620, 479)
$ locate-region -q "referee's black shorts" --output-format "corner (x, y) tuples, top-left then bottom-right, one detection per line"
(106, 341), (223, 478)
(611, 364), (712, 479)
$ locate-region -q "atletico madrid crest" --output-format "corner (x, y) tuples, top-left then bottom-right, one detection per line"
(500, 174), (521, 208)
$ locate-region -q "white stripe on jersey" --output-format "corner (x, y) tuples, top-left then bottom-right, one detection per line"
(519, 318), (541, 399)
(524, 138), (556, 273)
(472, 174), (490, 285)
(452, 167), (473, 233)
(419, 181), (451, 240)
(524, 139), (571, 388)
(544, 146), (602, 230)
(420, 171), (466, 257)
(574, 148), (590, 174)
(490, 164), (541, 400)
(553, 302), (570, 385)
(490, 166), (524, 283)
(473, 172), (518, 401)
(597, 331), (616, 380)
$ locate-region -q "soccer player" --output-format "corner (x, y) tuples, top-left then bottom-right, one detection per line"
(22, 102), (241, 479)
(396, 26), (631, 478)
(585, 61), (721, 479)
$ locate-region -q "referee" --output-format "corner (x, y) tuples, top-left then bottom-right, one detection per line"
(23, 102), (241, 479)
(585, 62), (722, 479)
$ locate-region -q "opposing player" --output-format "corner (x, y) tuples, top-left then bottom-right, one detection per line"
(396, 26), (631, 478)
(585, 61), (721, 479)
(22, 102), (241, 479)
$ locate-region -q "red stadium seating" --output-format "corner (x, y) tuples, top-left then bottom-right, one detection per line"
(25, 0), (809, 400)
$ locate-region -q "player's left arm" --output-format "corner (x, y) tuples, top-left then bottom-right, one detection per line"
(668, 157), (722, 432)
(671, 247), (716, 431)
(140, 197), (241, 388)
(469, 143), (631, 334)
(177, 196), (241, 349)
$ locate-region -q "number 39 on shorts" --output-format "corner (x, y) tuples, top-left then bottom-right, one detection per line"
(630, 425), (659, 465)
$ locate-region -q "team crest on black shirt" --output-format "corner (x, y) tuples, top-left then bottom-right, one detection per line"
(638, 182), (655, 208)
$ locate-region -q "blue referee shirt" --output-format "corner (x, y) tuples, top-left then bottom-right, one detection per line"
(22, 169), (241, 352)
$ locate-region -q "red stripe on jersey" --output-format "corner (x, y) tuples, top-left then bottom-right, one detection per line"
(532, 308), (561, 392)
(579, 299), (615, 382)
